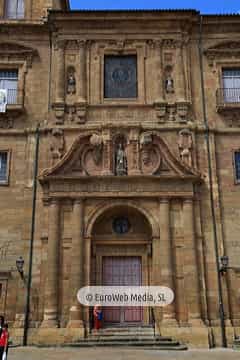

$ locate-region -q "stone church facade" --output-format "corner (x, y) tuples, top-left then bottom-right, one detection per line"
(0, 0), (240, 348)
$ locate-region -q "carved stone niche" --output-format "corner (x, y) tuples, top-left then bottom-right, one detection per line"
(113, 134), (128, 176)
(178, 129), (193, 168)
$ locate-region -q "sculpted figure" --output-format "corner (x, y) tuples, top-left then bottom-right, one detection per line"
(178, 129), (193, 168)
(115, 143), (128, 176)
(165, 75), (174, 93)
(67, 72), (76, 94)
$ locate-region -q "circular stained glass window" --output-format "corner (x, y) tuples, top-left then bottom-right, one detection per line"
(113, 217), (130, 234)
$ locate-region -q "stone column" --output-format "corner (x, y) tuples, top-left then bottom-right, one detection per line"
(77, 41), (87, 103)
(67, 199), (84, 328)
(41, 199), (60, 327)
(159, 198), (177, 325)
(55, 41), (65, 104)
(175, 43), (186, 101)
(83, 237), (91, 324)
(183, 198), (202, 324)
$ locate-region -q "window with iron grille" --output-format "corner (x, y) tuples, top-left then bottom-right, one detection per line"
(234, 151), (240, 182)
(0, 152), (8, 184)
(222, 69), (240, 103)
(104, 55), (137, 99)
(4, 0), (24, 19)
(0, 70), (18, 105)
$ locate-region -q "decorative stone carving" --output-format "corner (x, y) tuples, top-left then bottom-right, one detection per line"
(0, 115), (14, 129)
(66, 106), (76, 122)
(178, 129), (193, 168)
(176, 102), (190, 123)
(0, 42), (38, 68)
(50, 128), (65, 164)
(204, 41), (240, 66)
(154, 101), (191, 123)
(140, 133), (161, 175)
(154, 101), (167, 123)
(53, 102), (65, 125)
(90, 134), (103, 165)
(115, 143), (128, 176)
(75, 102), (87, 124)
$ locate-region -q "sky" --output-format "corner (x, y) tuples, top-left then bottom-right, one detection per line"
(70, 0), (240, 14)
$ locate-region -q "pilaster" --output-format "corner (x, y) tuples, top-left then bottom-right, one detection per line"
(41, 199), (60, 328)
(183, 198), (203, 325)
(159, 198), (177, 325)
(67, 199), (85, 328)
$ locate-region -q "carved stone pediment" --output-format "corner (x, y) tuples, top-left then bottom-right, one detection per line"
(204, 41), (240, 62)
(139, 131), (199, 177)
(41, 132), (104, 178)
(40, 130), (201, 183)
(0, 42), (38, 66)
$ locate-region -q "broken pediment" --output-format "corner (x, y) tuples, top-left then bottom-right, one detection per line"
(40, 130), (201, 182)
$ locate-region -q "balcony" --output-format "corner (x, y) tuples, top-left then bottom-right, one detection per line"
(216, 88), (240, 113)
(0, 88), (25, 128)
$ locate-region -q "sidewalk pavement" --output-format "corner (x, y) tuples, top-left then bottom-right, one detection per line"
(7, 347), (240, 360)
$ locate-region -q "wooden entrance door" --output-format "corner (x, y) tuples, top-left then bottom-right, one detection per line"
(102, 256), (143, 325)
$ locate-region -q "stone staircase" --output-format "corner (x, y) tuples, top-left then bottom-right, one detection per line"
(64, 326), (188, 350)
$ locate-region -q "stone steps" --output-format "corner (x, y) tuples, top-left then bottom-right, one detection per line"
(233, 338), (240, 350)
(64, 326), (188, 350)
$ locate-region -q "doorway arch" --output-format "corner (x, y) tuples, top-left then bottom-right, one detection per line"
(88, 202), (157, 327)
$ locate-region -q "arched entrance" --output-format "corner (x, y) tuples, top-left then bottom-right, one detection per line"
(90, 204), (153, 326)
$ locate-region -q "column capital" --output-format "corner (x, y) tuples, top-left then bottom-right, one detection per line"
(74, 198), (85, 205)
(49, 198), (60, 206)
(78, 40), (87, 49)
(183, 197), (194, 204)
(159, 197), (170, 204)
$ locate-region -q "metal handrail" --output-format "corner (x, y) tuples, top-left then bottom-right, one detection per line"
(216, 87), (240, 106)
(151, 307), (156, 338)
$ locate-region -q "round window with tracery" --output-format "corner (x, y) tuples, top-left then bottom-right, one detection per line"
(113, 217), (130, 234)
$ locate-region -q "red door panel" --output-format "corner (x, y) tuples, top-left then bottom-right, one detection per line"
(102, 256), (143, 324)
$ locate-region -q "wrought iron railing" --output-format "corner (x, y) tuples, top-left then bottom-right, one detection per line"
(216, 88), (240, 106)
(5, 89), (18, 105)
(4, 11), (24, 20)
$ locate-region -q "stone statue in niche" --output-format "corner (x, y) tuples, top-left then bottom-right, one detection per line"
(164, 65), (174, 94)
(115, 143), (128, 176)
(67, 68), (76, 95)
(178, 129), (193, 168)
(90, 134), (103, 165)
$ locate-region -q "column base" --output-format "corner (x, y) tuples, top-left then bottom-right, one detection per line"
(188, 318), (205, 327)
(67, 319), (84, 329)
(161, 317), (179, 327)
(41, 319), (59, 328)
(13, 313), (25, 328)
